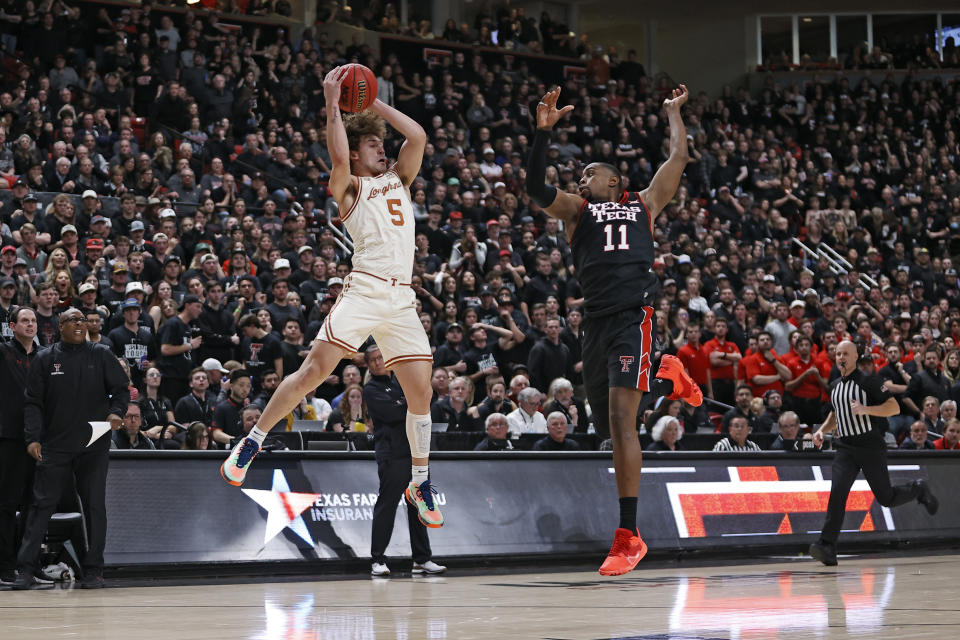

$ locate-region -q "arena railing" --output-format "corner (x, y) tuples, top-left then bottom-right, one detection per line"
(792, 237), (878, 290)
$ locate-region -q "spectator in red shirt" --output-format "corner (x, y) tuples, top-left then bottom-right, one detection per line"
(934, 419), (960, 450)
(783, 334), (828, 426)
(703, 316), (741, 406)
(814, 336), (838, 389)
(741, 331), (792, 397)
(787, 299), (806, 328)
(676, 323), (712, 399)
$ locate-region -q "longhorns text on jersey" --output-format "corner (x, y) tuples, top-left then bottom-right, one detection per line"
(340, 169), (416, 284)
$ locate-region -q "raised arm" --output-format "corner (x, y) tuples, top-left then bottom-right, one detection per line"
(525, 87), (585, 226)
(368, 98), (426, 187)
(323, 66), (354, 205)
(639, 84), (690, 217)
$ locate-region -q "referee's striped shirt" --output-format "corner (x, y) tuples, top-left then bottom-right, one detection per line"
(829, 370), (890, 438)
(713, 437), (762, 452)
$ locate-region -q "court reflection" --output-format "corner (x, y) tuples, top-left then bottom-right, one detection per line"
(669, 567), (895, 638)
(245, 564), (903, 640)
(253, 587), (449, 640)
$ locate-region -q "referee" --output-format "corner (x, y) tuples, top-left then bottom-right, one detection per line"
(809, 341), (939, 566)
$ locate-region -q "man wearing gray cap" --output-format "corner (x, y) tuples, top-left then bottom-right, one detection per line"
(57, 224), (80, 258)
(129, 220), (148, 254)
(202, 358), (229, 401)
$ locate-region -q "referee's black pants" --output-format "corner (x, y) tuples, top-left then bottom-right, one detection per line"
(17, 447), (109, 577)
(371, 458), (431, 565)
(820, 437), (920, 545)
(0, 438), (34, 573)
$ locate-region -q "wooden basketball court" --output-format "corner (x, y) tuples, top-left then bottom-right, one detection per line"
(2, 552), (959, 639)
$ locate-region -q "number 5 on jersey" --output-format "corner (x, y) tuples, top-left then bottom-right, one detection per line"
(603, 223), (630, 252)
(387, 198), (404, 226)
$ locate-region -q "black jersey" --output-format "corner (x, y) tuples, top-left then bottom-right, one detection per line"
(570, 191), (659, 317)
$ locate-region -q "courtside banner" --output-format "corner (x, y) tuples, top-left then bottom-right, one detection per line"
(103, 452), (960, 565)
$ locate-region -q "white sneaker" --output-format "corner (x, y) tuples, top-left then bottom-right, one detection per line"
(370, 562), (390, 577)
(412, 560), (446, 575)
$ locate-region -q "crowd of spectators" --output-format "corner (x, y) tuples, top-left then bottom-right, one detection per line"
(0, 2), (959, 452)
(760, 34), (960, 72)
(319, 1), (586, 58)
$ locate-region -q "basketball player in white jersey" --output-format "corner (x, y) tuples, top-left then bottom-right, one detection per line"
(221, 66), (443, 528)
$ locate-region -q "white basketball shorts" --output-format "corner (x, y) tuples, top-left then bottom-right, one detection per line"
(320, 270), (432, 368)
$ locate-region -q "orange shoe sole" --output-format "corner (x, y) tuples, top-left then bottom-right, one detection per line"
(220, 464), (243, 487)
(598, 538), (648, 576)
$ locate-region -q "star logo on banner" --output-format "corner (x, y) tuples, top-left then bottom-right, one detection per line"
(242, 469), (322, 546)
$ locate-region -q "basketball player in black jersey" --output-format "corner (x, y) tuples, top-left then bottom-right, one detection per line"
(525, 86), (702, 576)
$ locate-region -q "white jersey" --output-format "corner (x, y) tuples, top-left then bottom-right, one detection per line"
(339, 168), (415, 282)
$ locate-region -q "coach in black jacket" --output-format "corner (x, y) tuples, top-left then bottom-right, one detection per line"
(363, 344), (434, 574)
(13, 308), (129, 590)
(0, 307), (41, 583)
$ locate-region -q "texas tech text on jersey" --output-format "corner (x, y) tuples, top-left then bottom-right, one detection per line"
(570, 191), (659, 317)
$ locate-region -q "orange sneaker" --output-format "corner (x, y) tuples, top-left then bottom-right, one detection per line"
(598, 528), (648, 576)
(656, 354), (703, 407)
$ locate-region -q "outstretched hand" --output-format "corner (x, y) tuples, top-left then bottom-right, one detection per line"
(536, 87), (574, 131)
(323, 66), (348, 101)
(662, 84), (689, 114)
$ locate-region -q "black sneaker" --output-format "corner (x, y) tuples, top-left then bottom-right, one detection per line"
(79, 573), (105, 589)
(809, 541), (838, 566)
(916, 480), (939, 516)
(0, 569), (15, 585)
(11, 572), (37, 590)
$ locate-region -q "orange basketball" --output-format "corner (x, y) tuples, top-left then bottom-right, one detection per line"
(338, 64), (378, 113)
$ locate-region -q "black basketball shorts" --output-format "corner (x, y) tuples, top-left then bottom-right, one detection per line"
(581, 306), (655, 393)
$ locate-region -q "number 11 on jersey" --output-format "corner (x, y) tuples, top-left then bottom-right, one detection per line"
(602, 223), (630, 252)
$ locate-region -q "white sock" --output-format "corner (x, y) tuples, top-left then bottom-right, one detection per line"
(248, 427), (268, 446)
(411, 465), (429, 486)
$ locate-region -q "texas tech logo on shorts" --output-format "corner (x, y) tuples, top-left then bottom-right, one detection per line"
(619, 356), (634, 372)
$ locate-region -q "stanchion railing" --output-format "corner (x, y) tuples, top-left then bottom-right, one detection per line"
(791, 238), (876, 290)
